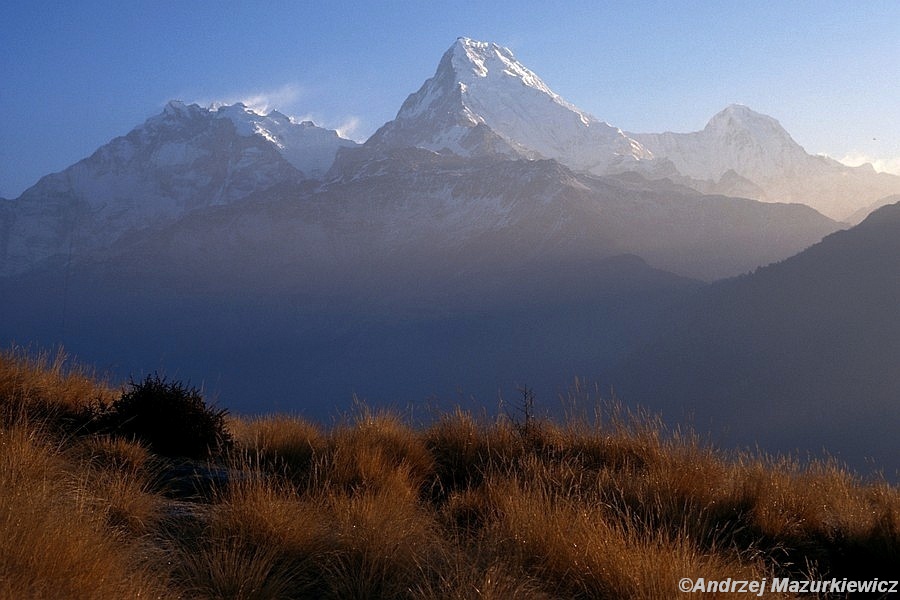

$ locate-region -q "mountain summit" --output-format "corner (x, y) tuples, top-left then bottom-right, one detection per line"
(631, 104), (900, 220)
(361, 39), (900, 220)
(632, 104), (817, 185)
(0, 102), (357, 275)
(366, 38), (651, 173)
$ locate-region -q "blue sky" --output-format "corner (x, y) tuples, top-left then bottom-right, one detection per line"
(2, 0), (898, 198)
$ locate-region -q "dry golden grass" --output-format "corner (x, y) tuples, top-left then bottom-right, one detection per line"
(168, 472), (328, 599)
(3, 347), (900, 598)
(228, 414), (325, 488)
(470, 475), (781, 599)
(0, 346), (115, 431)
(314, 409), (435, 497)
(229, 414), (324, 463)
(0, 425), (168, 599)
(222, 405), (900, 598)
(319, 488), (438, 598)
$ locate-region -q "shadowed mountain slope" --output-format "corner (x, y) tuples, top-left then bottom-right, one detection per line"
(611, 201), (900, 474)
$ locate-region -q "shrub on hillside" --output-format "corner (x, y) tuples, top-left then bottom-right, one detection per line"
(102, 374), (231, 459)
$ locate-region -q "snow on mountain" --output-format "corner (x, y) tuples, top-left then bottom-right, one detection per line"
(630, 105), (900, 220)
(365, 38), (651, 174)
(4, 38), (881, 280)
(210, 102), (357, 178)
(633, 105), (807, 183)
(0, 102), (357, 275)
(359, 39), (900, 221)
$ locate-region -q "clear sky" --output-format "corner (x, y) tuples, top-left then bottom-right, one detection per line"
(1, 0), (898, 198)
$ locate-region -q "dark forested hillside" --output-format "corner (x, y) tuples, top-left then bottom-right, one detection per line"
(612, 201), (900, 474)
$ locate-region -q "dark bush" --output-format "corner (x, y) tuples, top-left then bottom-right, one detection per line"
(102, 374), (232, 459)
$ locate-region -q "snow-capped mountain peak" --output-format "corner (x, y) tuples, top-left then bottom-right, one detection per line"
(629, 103), (809, 185)
(0, 101), (358, 275)
(703, 104), (798, 146)
(630, 104), (900, 219)
(207, 103), (358, 177)
(162, 99), (193, 117)
(366, 37), (650, 174)
(449, 38), (580, 114)
(629, 104), (808, 184)
(449, 38), (596, 128)
(143, 101), (358, 177)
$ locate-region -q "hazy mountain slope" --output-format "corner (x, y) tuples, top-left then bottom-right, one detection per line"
(0, 147), (840, 416)
(82, 150), (840, 288)
(847, 194), (900, 224)
(611, 201), (900, 473)
(0, 248), (703, 417)
(0, 102), (357, 276)
(631, 105), (900, 220)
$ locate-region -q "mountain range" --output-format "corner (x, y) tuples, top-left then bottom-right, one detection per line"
(5, 37), (900, 281)
(1, 37), (898, 474)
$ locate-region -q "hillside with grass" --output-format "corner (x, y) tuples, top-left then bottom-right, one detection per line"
(2, 347), (899, 599)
